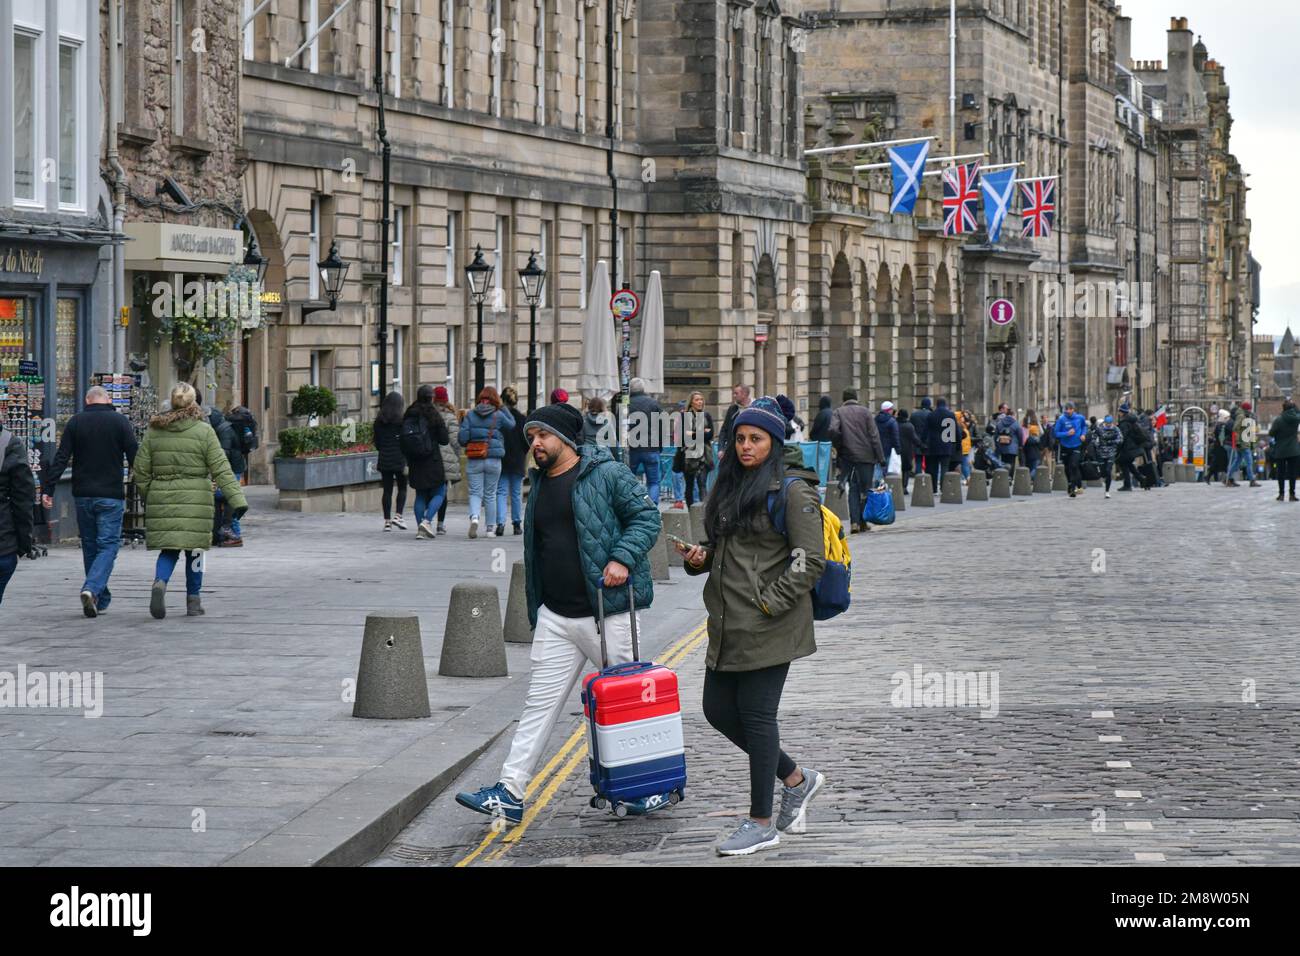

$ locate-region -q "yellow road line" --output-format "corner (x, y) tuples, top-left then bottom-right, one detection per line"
(453, 618), (706, 867)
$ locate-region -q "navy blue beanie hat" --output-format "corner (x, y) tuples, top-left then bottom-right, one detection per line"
(733, 396), (787, 443)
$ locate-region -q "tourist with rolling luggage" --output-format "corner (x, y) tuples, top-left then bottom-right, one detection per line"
(455, 402), (662, 824)
(680, 396), (828, 857)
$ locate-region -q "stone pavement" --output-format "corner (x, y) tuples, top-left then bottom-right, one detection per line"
(375, 481), (1300, 867)
(0, 486), (706, 866)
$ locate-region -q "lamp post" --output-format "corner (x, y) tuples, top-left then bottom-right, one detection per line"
(518, 250), (546, 413)
(244, 235), (269, 289)
(465, 244), (494, 398)
(301, 240), (349, 320)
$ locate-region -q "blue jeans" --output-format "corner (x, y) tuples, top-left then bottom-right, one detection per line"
(214, 472), (243, 536)
(0, 551), (17, 606)
(467, 458), (503, 527)
(496, 471), (524, 525)
(847, 461), (883, 526)
(156, 549), (203, 596)
(628, 448), (661, 504)
(76, 497), (125, 610)
(960, 453), (973, 480)
(1228, 447), (1255, 481)
(414, 484), (447, 525)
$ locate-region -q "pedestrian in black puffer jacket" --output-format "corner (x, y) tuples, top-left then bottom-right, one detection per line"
(404, 385), (451, 538)
(496, 387), (530, 536)
(896, 409), (919, 492)
(0, 428), (36, 606)
(208, 407), (243, 545)
(373, 391), (409, 531)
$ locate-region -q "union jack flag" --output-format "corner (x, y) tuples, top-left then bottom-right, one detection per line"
(942, 161), (982, 236)
(1020, 179), (1056, 238)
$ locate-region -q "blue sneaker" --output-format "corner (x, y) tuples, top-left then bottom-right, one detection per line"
(622, 792), (675, 816)
(455, 783), (524, 825)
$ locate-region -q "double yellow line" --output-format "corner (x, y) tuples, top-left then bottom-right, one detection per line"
(454, 620), (708, 867)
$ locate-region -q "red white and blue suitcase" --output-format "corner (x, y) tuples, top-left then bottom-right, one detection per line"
(580, 586), (687, 817)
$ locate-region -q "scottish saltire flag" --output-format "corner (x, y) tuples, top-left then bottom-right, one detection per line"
(888, 141), (931, 214)
(1020, 179), (1057, 238)
(980, 168), (1017, 243)
(941, 161), (982, 236)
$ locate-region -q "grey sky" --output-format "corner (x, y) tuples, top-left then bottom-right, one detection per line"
(1129, 1), (1298, 336)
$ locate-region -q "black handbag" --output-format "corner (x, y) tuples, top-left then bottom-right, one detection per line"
(671, 447), (686, 474)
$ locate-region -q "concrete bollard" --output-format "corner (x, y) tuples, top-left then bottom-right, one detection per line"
(1180, 463), (1195, 483)
(1053, 465), (1069, 492)
(1032, 467), (1052, 494)
(689, 502), (708, 543)
(885, 474), (906, 512)
(503, 560), (533, 644)
(940, 471), (964, 504)
(991, 468), (1011, 498)
(354, 614), (432, 719)
(827, 480), (854, 524)
(1012, 467), (1033, 497)
(438, 584), (508, 678)
(967, 470), (989, 501)
(911, 473), (936, 507)
(662, 510), (692, 567)
(650, 528), (672, 581)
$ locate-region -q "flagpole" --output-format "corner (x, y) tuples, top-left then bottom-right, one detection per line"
(804, 135), (936, 156)
(1013, 174), (1060, 183)
(854, 151), (984, 172)
(923, 161), (1020, 178)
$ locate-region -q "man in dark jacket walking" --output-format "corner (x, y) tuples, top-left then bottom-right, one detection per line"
(41, 385), (138, 616)
(0, 427), (36, 606)
(456, 402), (662, 824)
(911, 397), (933, 477)
(829, 388), (885, 534)
(809, 395), (833, 442)
(626, 377), (665, 505)
(896, 409), (919, 493)
(208, 407), (242, 546)
(1116, 403), (1148, 492)
(925, 398), (960, 492)
(718, 384), (752, 451)
(876, 401), (900, 469)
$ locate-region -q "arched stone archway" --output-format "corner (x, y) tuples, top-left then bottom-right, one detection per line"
(756, 253), (778, 395)
(823, 252), (854, 399)
(870, 263), (894, 401)
(933, 262), (955, 402)
(896, 265), (916, 404)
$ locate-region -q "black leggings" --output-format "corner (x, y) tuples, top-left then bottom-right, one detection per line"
(684, 467), (708, 507)
(381, 470), (407, 520)
(1278, 457), (1299, 496)
(703, 663), (798, 819)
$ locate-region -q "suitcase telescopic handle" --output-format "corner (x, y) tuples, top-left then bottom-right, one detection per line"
(596, 582), (639, 670)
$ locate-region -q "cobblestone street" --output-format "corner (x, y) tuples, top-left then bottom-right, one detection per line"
(376, 483), (1300, 866)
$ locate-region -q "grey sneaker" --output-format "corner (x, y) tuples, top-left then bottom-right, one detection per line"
(776, 768), (825, 834)
(716, 819), (780, 857)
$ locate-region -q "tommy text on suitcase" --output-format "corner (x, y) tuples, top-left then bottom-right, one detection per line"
(582, 585), (687, 817)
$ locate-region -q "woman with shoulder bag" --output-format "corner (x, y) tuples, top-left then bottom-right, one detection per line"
(433, 387), (462, 535)
(680, 397), (827, 857)
(678, 391), (715, 507)
(457, 386), (515, 539)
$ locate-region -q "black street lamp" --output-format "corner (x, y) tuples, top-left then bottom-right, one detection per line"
(243, 235), (269, 289)
(518, 249), (546, 413)
(465, 244), (494, 398)
(302, 240), (349, 320)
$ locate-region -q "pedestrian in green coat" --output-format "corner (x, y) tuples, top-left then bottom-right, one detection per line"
(134, 382), (248, 618)
(1268, 400), (1300, 501)
(680, 396), (826, 858)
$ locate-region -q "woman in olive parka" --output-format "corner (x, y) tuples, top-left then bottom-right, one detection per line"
(680, 396), (827, 858)
(134, 382), (248, 619)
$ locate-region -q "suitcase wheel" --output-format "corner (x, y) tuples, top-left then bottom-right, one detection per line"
(669, 790), (682, 805)
(592, 797), (608, 811)
(613, 803), (628, 819)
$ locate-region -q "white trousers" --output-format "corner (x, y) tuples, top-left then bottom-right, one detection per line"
(498, 603), (637, 799)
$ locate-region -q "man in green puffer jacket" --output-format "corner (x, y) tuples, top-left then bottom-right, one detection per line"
(456, 402), (662, 825)
(134, 383), (248, 619)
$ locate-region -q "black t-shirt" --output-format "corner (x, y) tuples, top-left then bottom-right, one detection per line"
(534, 463), (592, 618)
